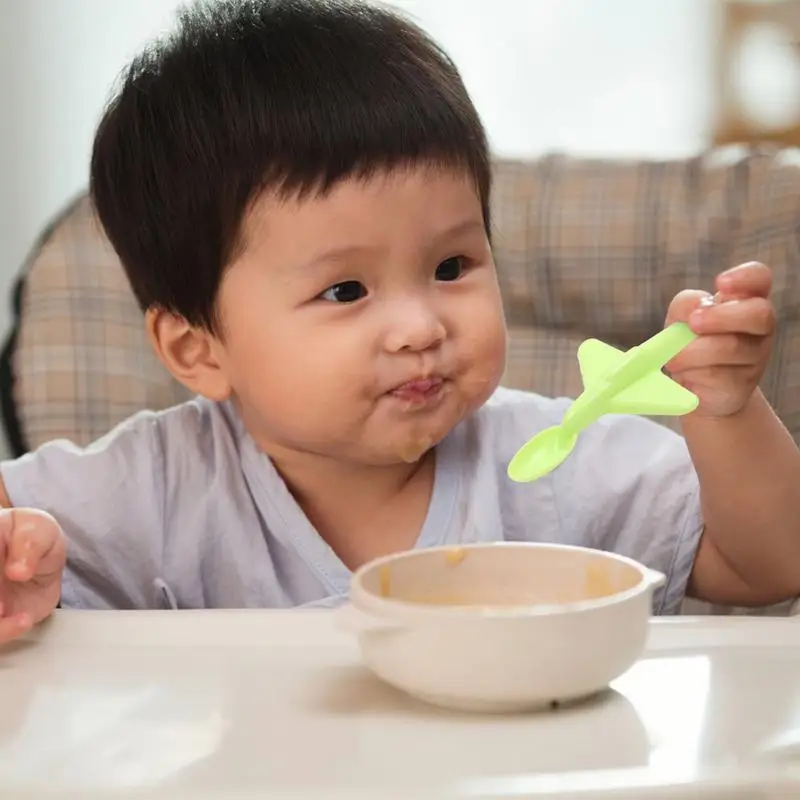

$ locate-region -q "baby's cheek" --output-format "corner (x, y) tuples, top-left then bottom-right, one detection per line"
(476, 306), (507, 368)
(462, 318), (506, 403)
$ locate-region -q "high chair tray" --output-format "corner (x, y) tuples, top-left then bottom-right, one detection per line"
(2, 610), (800, 799)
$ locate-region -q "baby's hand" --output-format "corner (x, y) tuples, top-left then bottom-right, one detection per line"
(0, 508), (66, 644)
(665, 262), (774, 418)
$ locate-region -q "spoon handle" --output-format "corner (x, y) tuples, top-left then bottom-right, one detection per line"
(605, 322), (696, 393)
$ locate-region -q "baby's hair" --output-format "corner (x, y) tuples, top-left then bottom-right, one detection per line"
(90, 0), (490, 332)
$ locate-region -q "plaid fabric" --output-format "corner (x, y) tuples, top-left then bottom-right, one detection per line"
(494, 148), (800, 441)
(9, 147), (800, 616)
(12, 195), (191, 448)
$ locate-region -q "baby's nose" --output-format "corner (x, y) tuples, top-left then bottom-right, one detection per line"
(384, 299), (446, 353)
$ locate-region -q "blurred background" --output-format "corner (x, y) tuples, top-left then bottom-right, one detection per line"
(3, 0), (800, 463)
(3, 0), (800, 337)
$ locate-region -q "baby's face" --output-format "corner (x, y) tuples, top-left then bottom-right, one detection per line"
(215, 166), (506, 465)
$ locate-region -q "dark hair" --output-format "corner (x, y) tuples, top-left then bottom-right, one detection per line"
(90, 0), (491, 331)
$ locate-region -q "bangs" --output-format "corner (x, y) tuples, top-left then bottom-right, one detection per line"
(91, 0), (491, 330)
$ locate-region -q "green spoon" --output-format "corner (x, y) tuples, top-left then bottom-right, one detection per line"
(507, 322), (700, 483)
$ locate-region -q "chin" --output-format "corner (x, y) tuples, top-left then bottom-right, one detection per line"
(417, 387), (487, 445)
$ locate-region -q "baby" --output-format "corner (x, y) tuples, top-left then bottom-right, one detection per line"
(1, 0), (799, 644)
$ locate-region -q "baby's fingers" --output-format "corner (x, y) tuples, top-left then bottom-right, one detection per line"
(0, 509), (64, 583)
(690, 297), (775, 337)
(0, 606), (32, 643)
(717, 262), (772, 299)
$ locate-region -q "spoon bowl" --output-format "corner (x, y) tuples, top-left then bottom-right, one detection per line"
(507, 426), (578, 483)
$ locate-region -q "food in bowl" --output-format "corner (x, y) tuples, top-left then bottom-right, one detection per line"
(374, 545), (638, 607)
(343, 542), (665, 713)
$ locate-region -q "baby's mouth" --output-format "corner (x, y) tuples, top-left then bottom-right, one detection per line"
(389, 376), (444, 404)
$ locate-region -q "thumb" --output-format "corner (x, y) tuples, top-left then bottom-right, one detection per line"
(1, 508), (65, 584)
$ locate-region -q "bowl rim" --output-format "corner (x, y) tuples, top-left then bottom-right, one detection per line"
(349, 541), (663, 620)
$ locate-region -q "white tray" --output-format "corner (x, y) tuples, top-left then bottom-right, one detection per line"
(2, 610), (800, 799)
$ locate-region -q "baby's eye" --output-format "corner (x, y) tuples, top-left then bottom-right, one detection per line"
(319, 280), (368, 303)
(435, 256), (465, 282)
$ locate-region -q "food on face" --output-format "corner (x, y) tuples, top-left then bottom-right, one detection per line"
(397, 434), (433, 463)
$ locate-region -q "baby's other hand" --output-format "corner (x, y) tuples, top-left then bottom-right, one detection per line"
(665, 262), (775, 418)
(0, 508), (66, 644)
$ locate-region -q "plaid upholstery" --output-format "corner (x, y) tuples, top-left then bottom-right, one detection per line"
(7, 147), (800, 617)
(12, 195), (191, 448)
(493, 148), (800, 442)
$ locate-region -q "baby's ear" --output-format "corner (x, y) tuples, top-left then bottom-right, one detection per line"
(145, 307), (232, 401)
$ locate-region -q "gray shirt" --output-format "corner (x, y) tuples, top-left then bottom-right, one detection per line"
(0, 388), (703, 614)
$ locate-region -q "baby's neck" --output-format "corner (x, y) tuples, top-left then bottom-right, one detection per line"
(271, 449), (436, 569)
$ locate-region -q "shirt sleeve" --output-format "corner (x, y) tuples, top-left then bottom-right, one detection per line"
(550, 409), (703, 615)
(0, 412), (167, 609)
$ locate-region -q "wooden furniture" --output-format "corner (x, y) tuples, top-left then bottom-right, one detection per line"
(714, 0), (800, 146)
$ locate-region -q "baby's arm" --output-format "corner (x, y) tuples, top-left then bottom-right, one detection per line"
(0, 488), (66, 643)
(684, 390), (800, 605)
(0, 409), (169, 619)
(666, 263), (800, 606)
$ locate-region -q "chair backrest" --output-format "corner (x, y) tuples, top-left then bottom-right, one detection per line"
(1, 195), (190, 454)
(5, 149), (800, 453)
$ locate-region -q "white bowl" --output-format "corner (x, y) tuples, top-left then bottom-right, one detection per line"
(340, 542), (664, 713)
